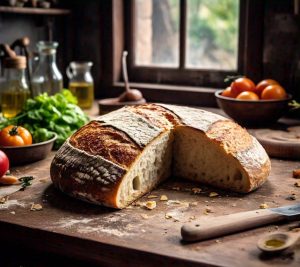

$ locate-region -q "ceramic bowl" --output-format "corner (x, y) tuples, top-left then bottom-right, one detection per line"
(215, 90), (292, 127)
(0, 134), (57, 166)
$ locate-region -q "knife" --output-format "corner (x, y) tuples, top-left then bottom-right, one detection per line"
(181, 203), (300, 242)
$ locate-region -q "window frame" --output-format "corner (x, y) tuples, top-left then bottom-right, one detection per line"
(100, 0), (264, 106)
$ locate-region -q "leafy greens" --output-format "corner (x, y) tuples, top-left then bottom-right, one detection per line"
(0, 90), (89, 149)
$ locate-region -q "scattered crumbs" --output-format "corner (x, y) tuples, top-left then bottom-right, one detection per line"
(292, 169), (300, 178)
(145, 201), (156, 210)
(167, 200), (182, 205)
(172, 186), (180, 191)
(291, 228), (300, 233)
(189, 201), (198, 207)
(191, 187), (202, 194)
(141, 214), (149, 219)
(286, 194), (297, 201)
(294, 182), (300, 188)
(173, 219), (179, 222)
(259, 203), (269, 209)
(147, 195), (158, 199)
(141, 229), (146, 233)
(204, 207), (213, 215)
(189, 215), (196, 220)
(165, 213), (172, 219)
(215, 239), (222, 243)
(239, 198), (243, 201)
(274, 226), (279, 230)
(204, 200), (209, 203)
(209, 192), (219, 197)
(160, 195), (168, 201)
(211, 200), (215, 203)
(231, 203), (237, 207)
(0, 196), (8, 204)
(10, 211), (15, 215)
(30, 203), (43, 211)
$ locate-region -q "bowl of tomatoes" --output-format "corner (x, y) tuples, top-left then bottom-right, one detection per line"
(0, 125), (57, 166)
(215, 78), (292, 126)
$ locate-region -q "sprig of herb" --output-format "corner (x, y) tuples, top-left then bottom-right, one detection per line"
(19, 176), (34, 191)
(289, 100), (300, 110)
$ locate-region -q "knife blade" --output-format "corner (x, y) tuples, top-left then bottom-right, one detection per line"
(181, 203), (300, 242)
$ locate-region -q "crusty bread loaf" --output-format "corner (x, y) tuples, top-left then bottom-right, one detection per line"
(50, 104), (271, 208)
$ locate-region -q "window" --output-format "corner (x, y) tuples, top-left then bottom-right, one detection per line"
(104, 0), (263, 106)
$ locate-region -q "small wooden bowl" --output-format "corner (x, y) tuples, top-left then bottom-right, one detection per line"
(0, 134), (57, 166)
(215, 90), (292, 127)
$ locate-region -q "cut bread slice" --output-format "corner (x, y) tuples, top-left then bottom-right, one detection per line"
(173, 126), (250, 192)
(116, 131), (173, 208)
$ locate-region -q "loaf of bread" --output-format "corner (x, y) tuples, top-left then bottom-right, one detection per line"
(50, 104), (271, 208)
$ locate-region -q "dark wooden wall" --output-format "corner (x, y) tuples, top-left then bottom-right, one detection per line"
(1, 0), (300, 102)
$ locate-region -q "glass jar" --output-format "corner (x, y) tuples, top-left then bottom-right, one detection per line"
(31, 41), (63, 96)
(67, 61), (94, 109)
(1, 56), (30, 118)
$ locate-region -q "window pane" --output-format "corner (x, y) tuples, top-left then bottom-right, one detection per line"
(135, 0), (179, 67)
(186, 0), (239, 70)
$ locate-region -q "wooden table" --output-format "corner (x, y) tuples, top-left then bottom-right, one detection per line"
(1, 106), (300, 267)
(0, 154), (300, 266)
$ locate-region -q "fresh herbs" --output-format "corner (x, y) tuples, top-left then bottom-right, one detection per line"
(0, 90), (89, 149)
(289, 100), (300, 110)
(19, 176), (34, 190)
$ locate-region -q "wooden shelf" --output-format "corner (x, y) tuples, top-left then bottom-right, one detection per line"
(0, 6), (70, 15)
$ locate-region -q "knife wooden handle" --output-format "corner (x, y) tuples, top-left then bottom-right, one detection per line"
(181, 209), (286, 242)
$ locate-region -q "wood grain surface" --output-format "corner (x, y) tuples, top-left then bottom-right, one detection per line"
(0, 152), (300, 267)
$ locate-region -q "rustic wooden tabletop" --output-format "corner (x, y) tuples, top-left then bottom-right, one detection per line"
(0, 105), (300, 267)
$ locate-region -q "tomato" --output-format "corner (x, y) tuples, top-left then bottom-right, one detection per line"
(236, 91), (259, 101)
(261, 84), (287, 100)
(0, 150), (9, 177)
(231, 77), (255, 97)
(255, 79), (279, 97)
(0, 126), (32, 147)
(221, 87), (235, 98)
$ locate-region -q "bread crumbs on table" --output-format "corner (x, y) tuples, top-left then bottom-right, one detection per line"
(287, 194), (297, 200)
(191, 187), (202, 194)
(145, 201), (156, 210)
(141, 214), (149, 219)
(165, 213), (172, 219)
(189, 201), (198, 207)
(294, 182), (300, 187)
(30, 203), (43, 211)
(259, 203), (269, 209)
(209, 192), (219, 197)
(189, 216), (196, 220)
(231, 203), (237, 207)
(0, 196), (8, 204)
(10, 211), (15, 215)
(147, 195), (158, 199)
(160, 195), (168, 201)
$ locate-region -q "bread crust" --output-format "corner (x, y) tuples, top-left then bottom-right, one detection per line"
(51, 104), (271, 208)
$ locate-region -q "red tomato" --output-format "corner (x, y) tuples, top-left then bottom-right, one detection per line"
(261, 85), (287, 100)
(236, 91), (259, 100)
(231, 77), (256, 97)
(221, 87), (235, 98)
(0, 126), (32, 147)
(255, 79), (279, 97)
(0, 150), (9, 177)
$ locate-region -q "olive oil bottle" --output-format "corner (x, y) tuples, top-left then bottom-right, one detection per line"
(67, 62), (94, 109)
(69, 82), (94, 109)
(1, 56), (30, 118)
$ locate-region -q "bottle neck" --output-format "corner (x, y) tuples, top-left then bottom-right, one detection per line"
(39, 52), (57, 65)
(4, 68), (26, 80)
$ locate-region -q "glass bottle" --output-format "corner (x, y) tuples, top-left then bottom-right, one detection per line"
(1, 56), (30, 118)
(31, 41), (63, 96)
(67, 62), (94, 109)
